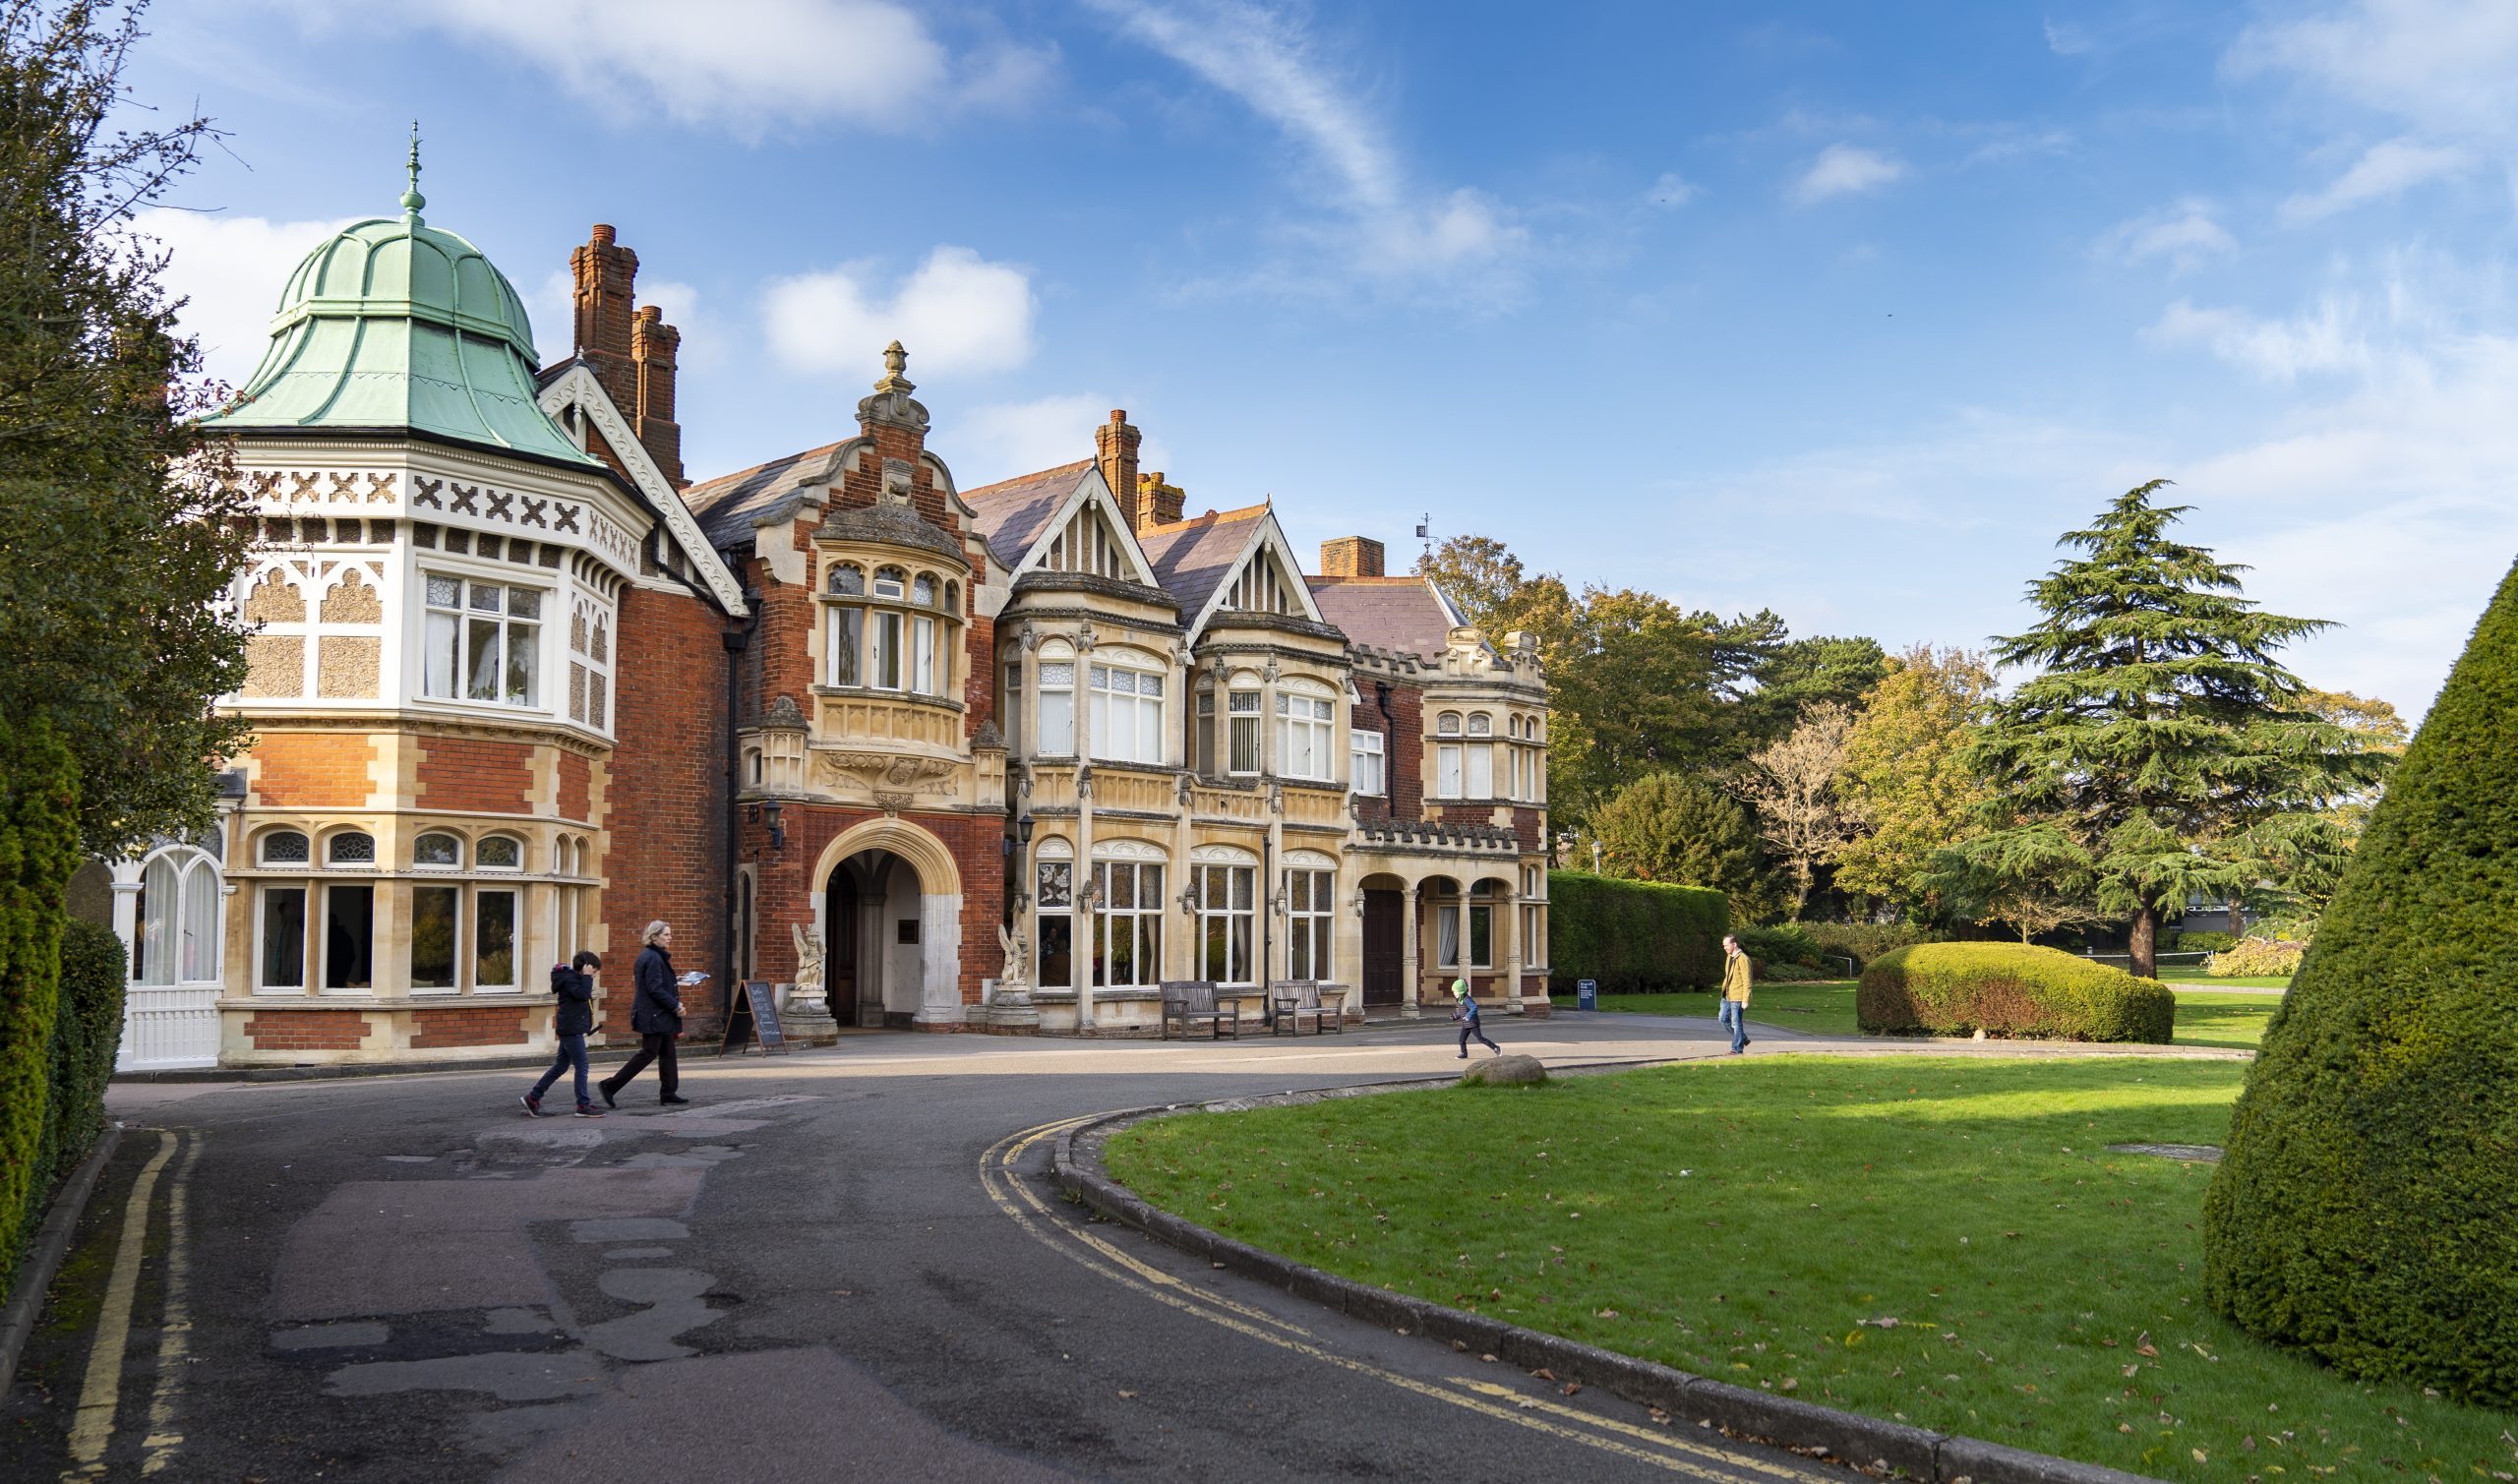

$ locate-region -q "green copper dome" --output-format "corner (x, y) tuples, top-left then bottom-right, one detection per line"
(200, 168), (594, 467)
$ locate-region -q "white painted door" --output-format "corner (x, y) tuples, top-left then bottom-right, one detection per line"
(121, 852), (223, 1070)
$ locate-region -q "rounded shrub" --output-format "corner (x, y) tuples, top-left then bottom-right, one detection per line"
(2204, 938), (2303, 979)
(1857, 942), (2174, 1042)
(2202, 558), (2518, 1408)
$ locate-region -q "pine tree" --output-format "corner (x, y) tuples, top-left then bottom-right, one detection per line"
(1958, 481), (2388, 978)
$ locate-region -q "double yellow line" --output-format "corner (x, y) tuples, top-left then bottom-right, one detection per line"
(978, 1116), (1816, 1481)
(62, 1129), (201, 1481)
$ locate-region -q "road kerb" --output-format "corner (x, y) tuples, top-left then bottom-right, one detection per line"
(0, 1123), (122, 1400)
(1051, 1095), (2163, 1484)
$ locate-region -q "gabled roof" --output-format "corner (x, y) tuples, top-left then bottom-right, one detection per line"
(1306, 574), (1460, 659)
(681, 441), (849, 547)
(536, 362), (748, 616)
(1135, 504), (1274, 623)
(962, 459), (1094, 568)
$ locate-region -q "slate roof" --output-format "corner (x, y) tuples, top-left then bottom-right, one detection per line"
(1135, 504), (1273, 621)
(960, 459), (1094, 568)
(1306, 575), (1460, 659)
(681, 441), (846, 546)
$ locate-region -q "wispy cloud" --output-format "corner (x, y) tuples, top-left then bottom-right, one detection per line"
(1082, 0), (1528, 296)
(135, 208), (359, 388)
(2096, 198), (2239, 272)
(2146, 297), (2372, 381)
(1646, 171), (1700, 209)
(260, 0), (1054, 139)
(2279, 137), (2471, 222)
(1790, 144), (1906, 204)
(2043, 19), (2096, 57)
(761, 248), (1036, 380)
(2229, 0), (2518, 145)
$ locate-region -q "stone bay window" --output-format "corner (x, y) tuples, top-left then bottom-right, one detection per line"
(421, 573), (544, 708)
(823, 559), (960, 696)
(1194, 849), (1259, 985)
(1089, 649), (1166, 764)
(1276, 679), (1338, 782)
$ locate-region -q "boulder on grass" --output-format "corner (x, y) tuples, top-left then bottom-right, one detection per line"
(1462, 1053), (1547, 1088)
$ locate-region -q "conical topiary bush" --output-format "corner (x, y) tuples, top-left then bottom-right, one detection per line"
(2201, 558), (2518, 1406)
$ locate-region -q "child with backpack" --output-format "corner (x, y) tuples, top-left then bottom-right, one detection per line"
(1452, 979), (1500, 1058)
(521, 951), (604, 1117)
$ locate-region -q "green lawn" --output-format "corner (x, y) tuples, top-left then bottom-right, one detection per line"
(1106, 1058), (2515, 1484)
(1554, 981), (2280, 1049)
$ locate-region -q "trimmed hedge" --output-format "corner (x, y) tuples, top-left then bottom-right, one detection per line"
(1547, 871), (1727, 993)
(1857, 942), (2175, 1042)
(2204, 938), (2303, 979)
(2170, 928), (2239, 954)
(1802, 921), (1945, 972)
(2203, 557), (2518, 1408)
(1735, 923), (1828, 978)
(0, 716), (81, 1296)
(38, 920), (125, 1200)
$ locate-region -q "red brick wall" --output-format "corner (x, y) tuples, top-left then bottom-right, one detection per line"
(411, 1005), (532, 1048)
(747, 803), (1004, 1019)
(558, 753), (592, 824)
(244, 1010), (372, 1051)
(416, 737), (534, 815)
(603, 584), (732, 1034)
(753, 543), (817, 715)
(1349, 680), (1424, 823)
(250, 733), (377, 809)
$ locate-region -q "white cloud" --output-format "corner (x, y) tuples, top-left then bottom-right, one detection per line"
(2044, 19), (2095, 57)
(2096, 199), (2239, 271)
(2146, 297), (2375, 382)
(2279, 137), (2471, 221)
(261, 0), (1051, 138)
(1082, 0), (1527, 293)
(761, 247), (1035, 380)
(1791, 144), (1906, 204)
(134, 208), (360, 389)
(1646, 172), (1700, 209)
(2230, 0), (2518, 145)
(956, 395), (1109, 486)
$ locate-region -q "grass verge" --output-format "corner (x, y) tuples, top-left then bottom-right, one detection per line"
(1555, 982), (2279, 1049)
(1105, 1056), (2516, 1484)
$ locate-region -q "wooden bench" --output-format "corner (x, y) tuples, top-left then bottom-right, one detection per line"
(1270, 980), (1343, 1036)
(1161, 980), (1236, 1039)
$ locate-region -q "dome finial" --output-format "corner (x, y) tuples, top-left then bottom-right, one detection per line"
(400, 120), (426, 219)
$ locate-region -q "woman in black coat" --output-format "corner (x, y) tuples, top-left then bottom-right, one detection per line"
(597, 920), (689, 1106)
(522, 950), (603, 1116)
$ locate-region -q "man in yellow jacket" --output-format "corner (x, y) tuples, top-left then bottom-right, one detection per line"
(1718, 934), (1753, 1055)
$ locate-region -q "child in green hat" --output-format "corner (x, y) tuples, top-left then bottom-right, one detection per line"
(1451, 979), (1500, 1058)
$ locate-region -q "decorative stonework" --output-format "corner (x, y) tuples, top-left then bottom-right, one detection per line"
(245, 570), (305, 623)
(814, 750), (956, 808)
(320, 570), (382, 623)
(316, 636), (380, 698)
(242, 634), (305, 697)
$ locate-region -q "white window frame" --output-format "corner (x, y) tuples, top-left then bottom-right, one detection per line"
(422, 572), (545, 709)
(1039, 659), (1076, 756)
(410, 880), (461, 994)
(1089, 652), (1167, 764)
(1227, 686), (1262, 776)
(473, 885), (520, 992)
(1091, 859), (1166, 987)
(1196, 862), (1256, 985)
(1286, 866), (1335, 980)
(1350, 729), (1385, 797)
(1275, 683), (1337, 782)
(255, 882), (308, 993)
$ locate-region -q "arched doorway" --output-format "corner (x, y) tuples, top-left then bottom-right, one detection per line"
(809, 820), (965, 1031)
(119, 844), (225, 1069)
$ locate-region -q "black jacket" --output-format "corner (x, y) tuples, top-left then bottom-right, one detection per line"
(548, 964), (594, 1038)
(630, 945), (685, 1036)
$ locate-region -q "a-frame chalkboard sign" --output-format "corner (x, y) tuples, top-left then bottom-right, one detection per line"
(719, 979), (790, 1056)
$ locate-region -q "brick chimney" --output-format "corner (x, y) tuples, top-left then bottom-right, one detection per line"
(570, 225), (638, 417)
(630, 306), (684, 485)
(1095, 410), (1142, 530)
(1320, 536), (1385, 578)
(1135, 470), (1185, 530)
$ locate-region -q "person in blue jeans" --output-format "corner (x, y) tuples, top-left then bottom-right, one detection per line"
(1717, 934), (1753, 1055)
(1453, 979), (1500, 1058)
(522, 950), (604, 1117)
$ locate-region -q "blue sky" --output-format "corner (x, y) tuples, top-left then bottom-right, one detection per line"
(129, 1), (2518, 719)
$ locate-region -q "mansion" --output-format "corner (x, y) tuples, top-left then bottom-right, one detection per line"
(100, 176), (1553, 1069)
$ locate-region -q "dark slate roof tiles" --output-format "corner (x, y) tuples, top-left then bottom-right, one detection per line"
(1306, 575), (1458, 659)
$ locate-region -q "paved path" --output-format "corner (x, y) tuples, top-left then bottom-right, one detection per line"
(3, 1014), (2244, 1481)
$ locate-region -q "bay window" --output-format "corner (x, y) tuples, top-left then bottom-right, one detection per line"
(1039, 661), (1076, 755)
(1276, 683), (1336, 781)
(870, 610), (904, 690)
(1089, 654), (1165, 764)
(423, 574), (542, 707)
(821, 559), (958, 698)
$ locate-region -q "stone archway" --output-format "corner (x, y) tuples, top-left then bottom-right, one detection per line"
(808, 820), (966, 1030)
